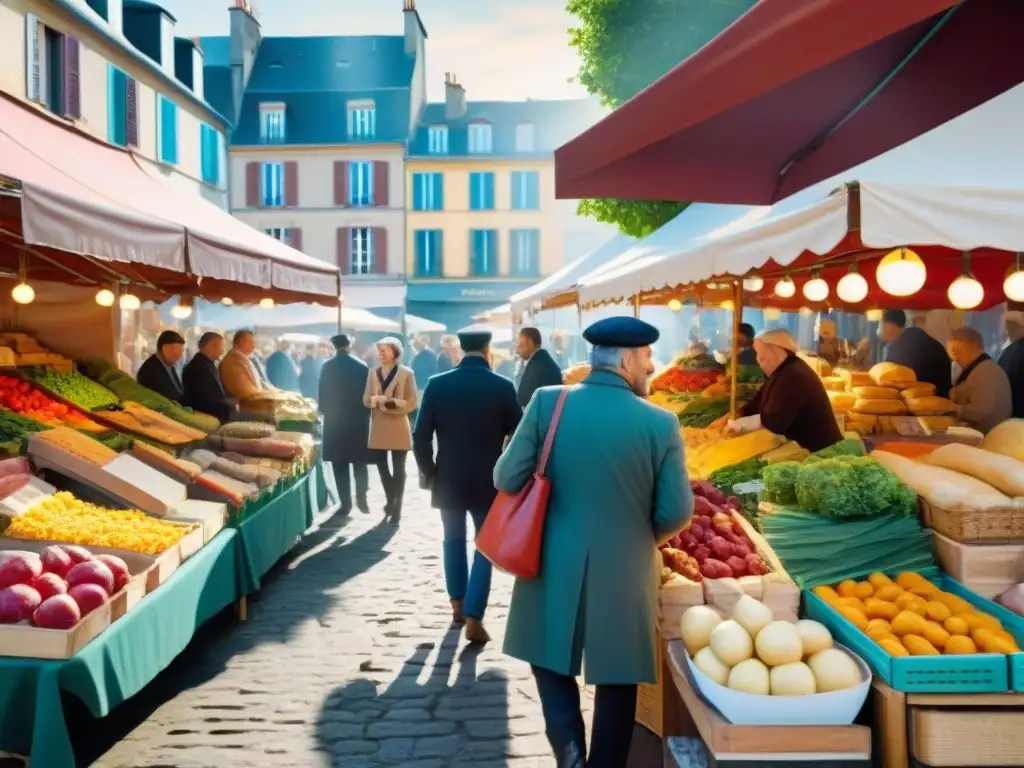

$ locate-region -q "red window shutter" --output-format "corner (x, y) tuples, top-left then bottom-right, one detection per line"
(336, 227), (351, 273)
(284, 161), (299, 206)
(289, 228), (303, 252)
(373, 228), (388, 274)
(334, 161), (349, 206)
(63, 37), (81, 119)
(373, 161), (389, 207)
(125, 77), (139, 147)
(245, 162), (259, 207)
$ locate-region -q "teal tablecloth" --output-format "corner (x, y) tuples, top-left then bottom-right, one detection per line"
(0, 528), (241, 768)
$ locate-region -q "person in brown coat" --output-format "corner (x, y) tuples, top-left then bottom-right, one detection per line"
(364, 336), (418, 523)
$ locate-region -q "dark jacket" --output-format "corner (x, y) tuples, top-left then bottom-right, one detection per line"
(266, 350), (300, 392)
(182, 352), (231, 423)
(413, 355), (522, 511)
(737, 346), (758, 367)
(741, 354), (842, 452)
(437, 351), (453, 374)
(998, 338), (1024, 418)
(319, 352), (374, 464)
(136, 354), (184, 403)
(517, 348), (564, 408)
(884, 326), (952, 398)
(299, 356), (322, 400)
(411, 348), (439, 390)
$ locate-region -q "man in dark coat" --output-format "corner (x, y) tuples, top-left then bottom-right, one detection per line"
(410, 335), (438, 390)
(182, 332), (232, 423)
(515, 327), (564, 408)
(880, 310), (952, 397)
(999, 311), (1024, 418)
(136, 330), (185, 402)
(736, 322), (758, 366)
(413, 328), (522, 645)
(319, 334), (373, 515)
(266, 340), (300, 392)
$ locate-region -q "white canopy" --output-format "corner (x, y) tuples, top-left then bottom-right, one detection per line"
(473, 304), (514, 325)
(577, 80), (1024, 306)
(405, 314), (446, 333)
(190, 302), (399, 332)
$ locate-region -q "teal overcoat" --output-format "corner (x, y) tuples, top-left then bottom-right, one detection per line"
(493, 371), (693, 685)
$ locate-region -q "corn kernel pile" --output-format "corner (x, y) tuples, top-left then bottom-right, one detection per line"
(5, 491), (186, 554)
(813, 571), (1021, 657)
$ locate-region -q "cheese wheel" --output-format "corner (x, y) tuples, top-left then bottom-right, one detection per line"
(870, 362), (916, 386)
(905, 396), (957, 416)
(852, 386), (901, 400)
(852, 398), (909, 415)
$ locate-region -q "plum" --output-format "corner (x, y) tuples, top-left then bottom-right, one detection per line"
(0, 584), (41, 623)
(32, 594), (80, 629)
(66, 561), (114, 595)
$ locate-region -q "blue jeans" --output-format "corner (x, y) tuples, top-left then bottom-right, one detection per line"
(440, 507), (492, 620)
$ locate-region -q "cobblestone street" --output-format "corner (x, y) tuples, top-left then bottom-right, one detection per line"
(73, 471), (659, 767)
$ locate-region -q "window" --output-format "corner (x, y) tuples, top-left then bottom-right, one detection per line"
(261, 162), (284, 207)
(511, 171), (540, 210)
(470, 229), (498, 277)
(414, 230), (444, 277)
(412, 173), (444, 211)
(26, 16), (81, 119)
(265, 227), (292, 243)
(349, 161), (374, 206)
(107, 65), (138, 147)
(469, 172), (495, 211)
(468, 121), (493, 153)
(350, 227), (374, 275)
(427, 125), (448, 154)
(200, 123), (221, 185)
(510, 229), (541, 277)
(347, 100), (376, 139)
(157, 95), (178, 165)
(515, 122), (535, 152)
(259, 104), (285, 143)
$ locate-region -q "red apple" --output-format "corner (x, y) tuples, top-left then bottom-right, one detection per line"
(32, 594), (81, 629)
(0, 552), (42, 588)
(95, 555), (131, 593)
(66, 561), (114, 595)
(30, 572), (67, 601)
(39, 545), (73, 578)
(59, 545), (94, 565)
(68, 583), (107, 616)
(0, 584), (42, 623)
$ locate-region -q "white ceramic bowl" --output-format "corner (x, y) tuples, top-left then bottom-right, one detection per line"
(685, 644), (871, 726)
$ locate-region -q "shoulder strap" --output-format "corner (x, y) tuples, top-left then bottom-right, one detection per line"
(537, 385), (572, 478)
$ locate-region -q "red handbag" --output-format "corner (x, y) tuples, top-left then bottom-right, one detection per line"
(477, 386), (571, 579)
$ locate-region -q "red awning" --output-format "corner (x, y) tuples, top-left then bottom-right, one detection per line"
(0, 95), (338, 301)
(555, 0), (1024, 205)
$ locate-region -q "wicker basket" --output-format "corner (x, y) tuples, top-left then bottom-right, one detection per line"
(920, 498), (1024, 543)
(911, 707), (1024, 765)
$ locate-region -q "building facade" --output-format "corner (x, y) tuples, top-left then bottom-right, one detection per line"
(405, 76), (605, 330)
(204, 1), (426, 311)
(0, 0), (228, 207)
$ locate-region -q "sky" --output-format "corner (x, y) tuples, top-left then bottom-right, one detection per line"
(161, 0), (588, 102)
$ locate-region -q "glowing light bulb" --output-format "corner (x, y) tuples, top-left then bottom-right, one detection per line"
(119, 293), (141, 310)
(836, 272), (869, 304)
(11, 283), (34, 305)
(865, 309), (884, 322)
(763, 307), (782, 321)
(774, 277), (795, 298)
(1004, 270), (1024, 302)
(742, 275), (763, 293)
(802, 277), (829, 303)
(720, 299), (735, 311)
(221, 297), (234, 306)
(667, 299), (683, 312)
(95, 289), (115, 307)
(170, 303), (192, 319)
(876, 248), (926, 297)
(259, 297), (274, 309)
(948, 275), (984, 310)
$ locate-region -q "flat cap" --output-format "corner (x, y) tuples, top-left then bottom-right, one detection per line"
(582, 317), (659, 348)
(330, 334), (350, 349)
(456, 326), (492, 353)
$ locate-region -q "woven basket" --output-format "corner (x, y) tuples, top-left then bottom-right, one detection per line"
(912, 708), (1024, 765)
(920, 498), (1024, 543)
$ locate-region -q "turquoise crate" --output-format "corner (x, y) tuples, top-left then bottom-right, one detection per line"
(803, 573), (1024, 693)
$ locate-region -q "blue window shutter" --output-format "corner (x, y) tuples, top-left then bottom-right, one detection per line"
(485, 173), (495, 210)
(469, 173), (478, 210)
(108, 65), (127, 147)
(434, 230), (443, 275)
(511, 172), (520, 209)
(529, 172), (539, 209)
(412, 174), (422, 211)
(433, 173), (444, 210)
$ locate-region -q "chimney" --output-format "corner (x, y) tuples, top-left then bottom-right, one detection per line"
(445, 72), (466, 120)
(403, 0), (427, 57)
(229, 0), (262, 122)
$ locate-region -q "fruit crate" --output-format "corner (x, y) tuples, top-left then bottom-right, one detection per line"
(804, 573), (1024, 693)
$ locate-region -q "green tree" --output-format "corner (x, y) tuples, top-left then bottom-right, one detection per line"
(567, 0), (756, 238)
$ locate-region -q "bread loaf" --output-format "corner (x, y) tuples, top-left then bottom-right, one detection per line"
(917, 416), (959, 432)
(851, 386), (901, 400)
(798, 353), (832, 378)
(852, 398), (908, 415)
(870, 362), (916, 386)
(905, 396), (957, 416)
(839, 370), (874, 388)
(845, 414), (878, 434)
(872, 450), (1013, 513)
(822, 376), (847, 392)
(926, 443), (1024, 497)
(902, 383), (936, 399)
(828, 392), (857, 413)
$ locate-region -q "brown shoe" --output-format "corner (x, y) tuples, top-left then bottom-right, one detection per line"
(450, 599), (465, 625)
(465, 617), (491, 645)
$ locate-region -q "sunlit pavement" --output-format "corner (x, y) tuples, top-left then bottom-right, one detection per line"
(74, 471), (660, 767)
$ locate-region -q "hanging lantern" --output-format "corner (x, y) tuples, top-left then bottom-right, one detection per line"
(802, 271), (829, 303)
(11, 282), (34, 305)
(876, 247), (926, 296)
(763, 307), (782, 321)
(119, 292), (141, 310)
(836, 265), (869, 303)
(259, 297), (275, 309)
(947, 252), (984, 310)
(1004, 253), (1024, 302)
(221, 297), (234, 306)
(95, 289), (115, 307)
(865, 309), (884, 322)
(742, 275), (764, 293)
(720, 299), (735, 311)
(667, 299), (683, 312)
(774, 276), (796, 298)
(170, 297), (193, 319)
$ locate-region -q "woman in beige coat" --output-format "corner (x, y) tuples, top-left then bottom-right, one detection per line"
(364, 337), (418, 523)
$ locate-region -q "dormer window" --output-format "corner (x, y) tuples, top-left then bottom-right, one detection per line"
(347, 99), (376, 139)
(515, 122), (535, 152)
(428, 125), (448, 154)
(468, 121), (492, 154)
(260, 103), (285, 144)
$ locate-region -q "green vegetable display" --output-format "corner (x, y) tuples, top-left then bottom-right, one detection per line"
(708, 458), (766, 492)
(763, 461), (800, 505)
(26, 367), (119, 411)
(735, 365), (766, 384)
(0, 409), (47, 443)
(677, 396), (731, 428)
(803, 437), (865, 463)
(78, 357), (220, 434)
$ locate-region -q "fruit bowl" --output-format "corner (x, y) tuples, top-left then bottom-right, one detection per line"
(684, 644), (871, 725)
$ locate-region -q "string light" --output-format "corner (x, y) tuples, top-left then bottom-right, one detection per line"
(119, 292), (141, 310)
(947, 252), (984, 310)
(742, 275), (764, 292)
(11, 282), (34, 305)
(95, 289), (115, 307)
(259, 297), (274, 309)
(774, 276), (796, 298)
(865, 309), (884, 322)
(1004, 253), (1024, 302)
(221, 297), (234, 306)
(836, 266), (869, 303)
(802, 272), (829, 303)
(720, 299), (735, 312)
(170, 297), (193, 319)
(667, 299), (683, 312)
(876, 247), (926, 297)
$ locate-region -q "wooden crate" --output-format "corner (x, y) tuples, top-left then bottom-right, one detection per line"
(931, 531), (1024, 599)
(636, 627), (668, 737)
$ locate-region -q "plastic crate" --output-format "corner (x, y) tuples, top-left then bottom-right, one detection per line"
(803, 573), (1024, 693)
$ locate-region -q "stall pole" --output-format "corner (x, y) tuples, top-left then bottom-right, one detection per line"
(729, 281), (745, 419)
(633, 292), (641, 319)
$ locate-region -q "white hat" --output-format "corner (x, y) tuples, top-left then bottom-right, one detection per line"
(754, 328), (798, 354)
(376, 336), (405, 359)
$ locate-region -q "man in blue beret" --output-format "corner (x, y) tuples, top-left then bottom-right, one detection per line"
(495, 315), (693, 767)
(413, 326), (523, 644)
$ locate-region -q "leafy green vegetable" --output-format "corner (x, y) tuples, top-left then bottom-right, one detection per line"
(27, 367), (119, 411)
(708, 458), (766, 492)
(678, 396), (731, 427)
(804, 438), (865, 464)
(794, 456), (916, 520)
(763, 461), (800, 505)
(735, 365), (766, 384)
